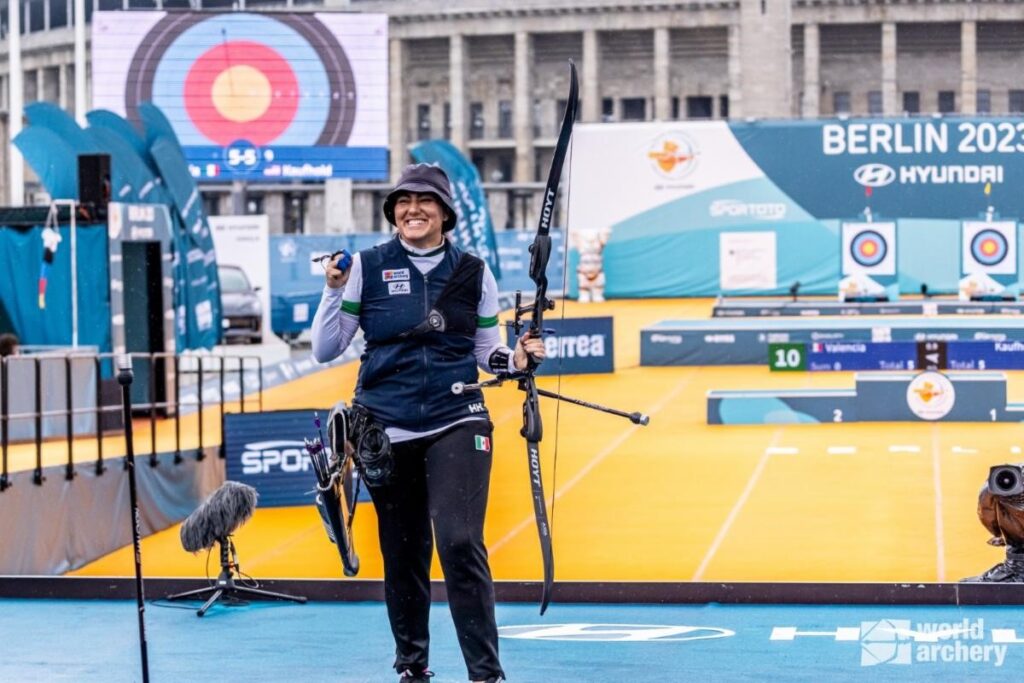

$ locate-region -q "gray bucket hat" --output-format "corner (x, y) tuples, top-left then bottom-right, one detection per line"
(382, 163), (458, 232)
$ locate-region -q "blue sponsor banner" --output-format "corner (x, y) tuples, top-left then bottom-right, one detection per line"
(224, 409), (369, 508)
(505, 316), (614, 375)
(411, 140), (502, 279)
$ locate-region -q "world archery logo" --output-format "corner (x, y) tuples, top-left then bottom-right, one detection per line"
(647, 133), (699, 179)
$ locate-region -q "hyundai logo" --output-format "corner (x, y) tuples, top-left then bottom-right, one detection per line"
(853, 163), (897, 187)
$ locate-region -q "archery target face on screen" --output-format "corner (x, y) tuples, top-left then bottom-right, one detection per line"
(841, 222), (896, 276)
(961, 220), (1017, 275)
(91, 11), (388, 180)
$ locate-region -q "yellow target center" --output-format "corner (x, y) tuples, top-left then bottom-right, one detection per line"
(211, 66), (272, 123)
(982, 240), (998, 255)
(861, 242), (877, 256)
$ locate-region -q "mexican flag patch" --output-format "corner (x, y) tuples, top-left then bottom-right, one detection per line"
(474, 435), (491, 452)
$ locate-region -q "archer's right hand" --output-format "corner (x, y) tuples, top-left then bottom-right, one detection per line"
(326, 251), (352, 289)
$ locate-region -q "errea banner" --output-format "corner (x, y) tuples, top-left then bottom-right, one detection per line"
(504, 316), (614, 376)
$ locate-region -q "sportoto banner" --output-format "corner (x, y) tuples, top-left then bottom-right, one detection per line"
(569, 120), (1024, 297)
(91, 11), (388, 182)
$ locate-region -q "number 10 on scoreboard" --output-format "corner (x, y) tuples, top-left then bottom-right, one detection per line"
(769, 342), (807, 371)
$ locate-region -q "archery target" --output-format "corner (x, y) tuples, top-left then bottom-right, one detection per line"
(841, 222), (896, 276)
(962, 220), (1017, 275)
(124, 12), (357, 148)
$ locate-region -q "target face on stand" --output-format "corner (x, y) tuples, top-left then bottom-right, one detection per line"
(971, 230), (1008, 267)
(841, 222), (896, 276)
(962, 221), (1017, 275)
(125, 13), (357, 150)
(850, 230), (888, 268)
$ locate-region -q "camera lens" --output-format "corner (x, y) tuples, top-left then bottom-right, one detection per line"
(995, 470), (1019, 492)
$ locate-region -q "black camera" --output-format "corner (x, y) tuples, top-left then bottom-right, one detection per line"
(989, 464), (1024, 497)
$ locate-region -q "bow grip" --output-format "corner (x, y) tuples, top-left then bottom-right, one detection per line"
(528, 234), (552, 283)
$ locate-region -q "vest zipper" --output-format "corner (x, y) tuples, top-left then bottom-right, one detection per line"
(420, 274), (429, 428)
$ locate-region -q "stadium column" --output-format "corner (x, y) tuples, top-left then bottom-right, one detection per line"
(801, 24), (819, 117)
(58, 63), (67, 110)
(581, 29), (600, 123)
(882, 22), (897, 116)
(654, 27), (670, 121)
(449, 33), (466, 151)
(727, 23), (742, 118)
(513, 30), (534, 185)
(961, 21), (977, 115)
(389, 38), (407, 183)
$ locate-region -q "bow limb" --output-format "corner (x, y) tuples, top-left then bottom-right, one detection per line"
(520, 61), (578, 615)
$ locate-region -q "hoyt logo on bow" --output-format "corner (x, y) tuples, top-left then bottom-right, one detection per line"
(448, 62), (649, 615)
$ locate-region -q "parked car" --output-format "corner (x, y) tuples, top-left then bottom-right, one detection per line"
(219, 265), (262, 344)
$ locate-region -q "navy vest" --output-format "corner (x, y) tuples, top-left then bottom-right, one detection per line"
(354, 238), (488, 431)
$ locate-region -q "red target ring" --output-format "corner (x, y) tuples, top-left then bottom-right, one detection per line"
(183, 41), (299, 146)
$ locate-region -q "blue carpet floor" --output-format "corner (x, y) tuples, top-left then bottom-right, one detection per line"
(2, 599), (1022, 681)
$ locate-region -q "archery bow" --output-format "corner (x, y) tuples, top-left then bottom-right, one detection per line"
(451, 61), (648, 614)
(514, 61), (578, 614)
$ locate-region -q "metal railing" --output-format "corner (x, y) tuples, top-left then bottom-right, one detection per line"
(0, 351), (263, 492)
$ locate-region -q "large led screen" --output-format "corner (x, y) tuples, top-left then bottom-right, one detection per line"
(92, 11), (388, 182)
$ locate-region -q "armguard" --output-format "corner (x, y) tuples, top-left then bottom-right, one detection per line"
(488, 348), (512, 374)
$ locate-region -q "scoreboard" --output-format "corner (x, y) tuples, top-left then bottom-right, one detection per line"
(769, 340), (1024, 371)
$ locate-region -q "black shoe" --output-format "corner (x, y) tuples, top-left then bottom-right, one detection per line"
(398, 669), (434, 682)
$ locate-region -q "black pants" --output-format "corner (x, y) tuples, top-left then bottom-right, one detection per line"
(368, 420), (504, 681)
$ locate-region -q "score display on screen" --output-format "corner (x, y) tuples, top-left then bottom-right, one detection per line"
(92, 11), (388, 182)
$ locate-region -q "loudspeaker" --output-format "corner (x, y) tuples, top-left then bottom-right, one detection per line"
(78, 154), (111, 218)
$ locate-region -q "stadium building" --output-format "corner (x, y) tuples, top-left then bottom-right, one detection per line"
(1, 0), (1023, 232)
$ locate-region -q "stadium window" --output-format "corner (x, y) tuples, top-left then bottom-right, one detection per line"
(938, 90), (956, 114)
(671, 97), (680, 120)
(497, 154), (513, 185)
(977, 89), (991, 115)
(686, 96), (713, 119)
(833, 91), (851, 115)
(98, 0), (120, 10)
(48, 0), (67, 28)
(162, 0), (192, 7)
(867, 91), (883, 116)
(29, 1), (44, 32)
(202, 195), (220, 218)
(719, 95), (729, 119)
(469, 102), (484, 139)
(285, 194), (306, 234)
(416, 103), (431, 141)
(498, 100), (513, 139)
(443, 102), (451, 140)
(601, 97), (615, 122)
(245, 196), (264, 216)
(903, 91), (920, 114)
(621, 97), (646, 121)
(1009, 90), (1024, 114)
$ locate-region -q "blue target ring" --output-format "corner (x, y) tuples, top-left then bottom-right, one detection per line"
(970, 229), (1008, 267)
(850, 230), (888, 268)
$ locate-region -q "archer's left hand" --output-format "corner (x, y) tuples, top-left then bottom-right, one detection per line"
(514, 332), (547, 370)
